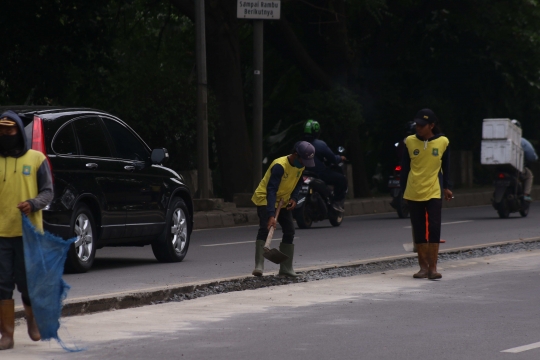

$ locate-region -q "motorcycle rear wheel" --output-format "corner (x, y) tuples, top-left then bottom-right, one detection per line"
(294, 206), (313, 229)
(497, 200), (510, 219)
(520, 201), (530, 217)
(396, 196), (410, 218)
(329, 213), (343, 227)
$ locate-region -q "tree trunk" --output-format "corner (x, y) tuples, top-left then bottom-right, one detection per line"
(171, 0), (252, 200)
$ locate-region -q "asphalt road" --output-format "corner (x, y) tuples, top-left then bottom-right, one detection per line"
(52, 202), (540, 304)
(9, 249), (540, 359)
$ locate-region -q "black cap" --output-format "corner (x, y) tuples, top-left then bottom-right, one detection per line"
(414, 109), (438, 126)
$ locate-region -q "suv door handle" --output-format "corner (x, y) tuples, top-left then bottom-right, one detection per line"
(124, 165), (135, 171)
(86, 163), (98, 169)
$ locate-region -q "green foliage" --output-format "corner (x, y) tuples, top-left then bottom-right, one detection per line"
(0, 0), (114, 104)
(291, 88), (364, 146)
(76, 1), (217, 172)
(5, 0), (540, 189)
(0, 0), (217, 173)
(348, 0), (540, 185)
(262, 88), (364, 164)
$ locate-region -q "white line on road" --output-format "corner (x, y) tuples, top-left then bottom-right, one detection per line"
(404, 220), (473, 229)
(501, 341), (540, 353)
(202, 237), (298, 247)
(201, 240), (256, 247)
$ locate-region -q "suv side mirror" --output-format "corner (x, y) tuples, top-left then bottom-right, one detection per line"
(151, 148), (169, 164)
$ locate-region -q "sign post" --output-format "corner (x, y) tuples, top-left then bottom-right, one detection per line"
(237, 1), (281, 190)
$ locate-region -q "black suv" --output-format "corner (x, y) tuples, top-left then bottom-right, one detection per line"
(1, 106), (194, 273)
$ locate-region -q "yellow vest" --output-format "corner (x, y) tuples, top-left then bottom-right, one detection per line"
(252, 156), (304, 208)
(0, 150), (46, 237)
(403, 135), (449, 201)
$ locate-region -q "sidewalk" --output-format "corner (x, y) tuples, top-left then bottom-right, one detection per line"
(193, 186), (540, 230)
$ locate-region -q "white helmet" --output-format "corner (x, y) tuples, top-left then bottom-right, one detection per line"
(511, 119), (522, 128)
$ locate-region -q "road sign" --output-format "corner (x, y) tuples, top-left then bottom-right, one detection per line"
(237, 1), (281, 20)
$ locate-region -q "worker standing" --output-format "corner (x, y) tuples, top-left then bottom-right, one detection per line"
(400, 109), (452, 280)
(0, 111), (53, 350)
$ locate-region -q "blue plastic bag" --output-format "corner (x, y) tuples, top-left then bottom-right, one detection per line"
(21, 215), (81, 351)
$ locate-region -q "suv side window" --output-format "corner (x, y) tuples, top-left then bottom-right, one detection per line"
(102, 118), (149, 161)
(52, 123), (78, 155)
(73, 117), (112, 158)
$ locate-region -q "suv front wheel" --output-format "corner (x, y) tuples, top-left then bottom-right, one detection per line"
(65, 203), (97, 273)
(152, 198), (191, 262)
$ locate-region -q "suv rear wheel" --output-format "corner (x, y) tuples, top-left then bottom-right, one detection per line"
(65, 204), (97, 273)
(152, 198), (191, 262)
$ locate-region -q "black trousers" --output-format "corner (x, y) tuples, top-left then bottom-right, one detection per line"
(408, 199), (442, 244)
(319, 168), (348, 202)
(0, 237), (31, 305)
(256, 206), (295, 244)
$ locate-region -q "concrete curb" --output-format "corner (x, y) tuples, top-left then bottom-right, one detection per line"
(16, 236), (540, 320)
(193, 187), (540, 230)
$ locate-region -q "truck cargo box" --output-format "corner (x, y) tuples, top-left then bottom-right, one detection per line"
(481, 139), (523, 172)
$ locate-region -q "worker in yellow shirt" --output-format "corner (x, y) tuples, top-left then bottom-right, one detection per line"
(400, 109), (453, 280)
(0, 111), (53, 350)
(251, 141), (315, 277)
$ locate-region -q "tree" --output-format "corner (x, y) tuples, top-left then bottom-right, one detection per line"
(0, 0), (114, 105)
(170, 0), (253, 201)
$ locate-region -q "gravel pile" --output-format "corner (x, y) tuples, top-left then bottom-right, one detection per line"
(159, 240), (540, 305)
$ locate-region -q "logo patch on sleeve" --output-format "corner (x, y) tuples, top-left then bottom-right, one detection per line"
(22, 165), (31, 176)
(432, 148), (439, 156)
(413, 149), (420, 156)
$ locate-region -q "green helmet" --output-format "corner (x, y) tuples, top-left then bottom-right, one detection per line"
(304, 119), (320, 136)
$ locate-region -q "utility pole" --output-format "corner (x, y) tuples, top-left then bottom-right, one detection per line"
(195, 0), (210, 198)
(252, 20), (263, 189)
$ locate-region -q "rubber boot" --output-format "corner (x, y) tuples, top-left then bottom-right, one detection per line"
(278, 243), (301, 278)
(413, 243), (429, 279)
(23, 304), (41, 341)
(427, 243), (442, 280)
(252, 240), (265, 277)
(0, 299), (15, 350)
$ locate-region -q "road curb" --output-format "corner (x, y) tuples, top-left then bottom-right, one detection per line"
(193, 187), (540, 230)
(16, 236), (540, 320)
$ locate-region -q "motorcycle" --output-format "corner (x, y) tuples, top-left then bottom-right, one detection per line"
(492, 169), (530, 218)
(388, 164), (409, 218)
(293, 147), (346, 229)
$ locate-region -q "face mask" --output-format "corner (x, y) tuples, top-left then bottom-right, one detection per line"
(0, 134), (21, 151)
(293, 158), (304, 168)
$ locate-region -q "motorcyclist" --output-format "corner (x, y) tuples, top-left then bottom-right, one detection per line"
(390, 121), (416, 217)
(511, 119), (538, 201)
(395, 121), (416, 161)
(302, 120), (348, 212)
